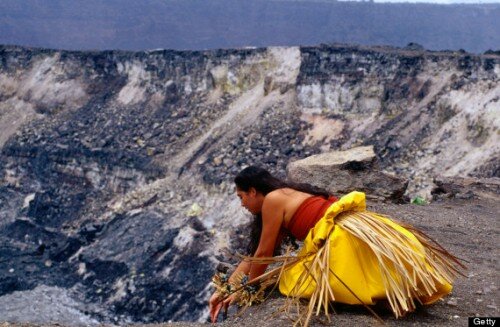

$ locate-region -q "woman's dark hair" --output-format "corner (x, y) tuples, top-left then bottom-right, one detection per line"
(234, 166), (330, 254)
(234, 166), (286, 195)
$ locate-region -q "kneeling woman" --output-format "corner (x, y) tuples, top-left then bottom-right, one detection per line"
(209, 166), (463, 323)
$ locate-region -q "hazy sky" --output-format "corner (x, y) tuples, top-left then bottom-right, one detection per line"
(311, 0), (500, 3)
(1, 0), (498, 52)
(371, 0), (500, 2)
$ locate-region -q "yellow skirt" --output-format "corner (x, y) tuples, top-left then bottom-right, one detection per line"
(279, 192), (457, 317)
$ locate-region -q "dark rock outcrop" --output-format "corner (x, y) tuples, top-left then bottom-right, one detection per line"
(432, 176), (500, 200)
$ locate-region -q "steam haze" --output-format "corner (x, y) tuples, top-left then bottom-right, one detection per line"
(0, 0), (499, 53)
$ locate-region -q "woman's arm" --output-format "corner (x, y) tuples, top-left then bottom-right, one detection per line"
(229, 260), (251, 283)
(210, 192), (284, 322)
(248, 193), (284, 280)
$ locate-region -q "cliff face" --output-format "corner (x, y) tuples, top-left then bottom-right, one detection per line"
(0, 44), (498, 324)
(296, 46), (499, 195)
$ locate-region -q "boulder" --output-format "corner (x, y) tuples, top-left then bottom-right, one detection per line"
(287, 146), (408, 202)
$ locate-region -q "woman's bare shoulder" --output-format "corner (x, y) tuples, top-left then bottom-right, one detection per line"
(262, 189), (292, 215)
(264, 189), (287, 203)
(263, 188), (314, 222)
(265, 188), (310, 202)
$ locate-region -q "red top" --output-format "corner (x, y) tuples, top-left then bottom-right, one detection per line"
(287, 195), (338, 240)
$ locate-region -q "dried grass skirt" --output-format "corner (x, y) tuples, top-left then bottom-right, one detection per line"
(278, 192), (463, 319)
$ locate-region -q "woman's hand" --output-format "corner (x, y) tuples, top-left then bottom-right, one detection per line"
(209, 292), (237, 323)
(209, 292), (223, 323)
